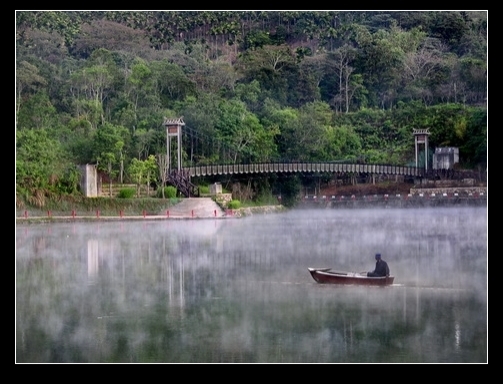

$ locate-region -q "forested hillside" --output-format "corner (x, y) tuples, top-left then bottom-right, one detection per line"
(15, 11), (487, 206)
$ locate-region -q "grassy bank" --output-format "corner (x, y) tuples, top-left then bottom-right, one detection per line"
(15, 191), (280, 218)
(16, 179), (486, 220)
(16, 195), (183, 218)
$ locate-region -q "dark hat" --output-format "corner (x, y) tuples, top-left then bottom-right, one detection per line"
(375, 253), (381, 259)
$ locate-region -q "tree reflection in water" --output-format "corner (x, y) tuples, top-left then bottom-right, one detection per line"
(16, 207), (487, 363)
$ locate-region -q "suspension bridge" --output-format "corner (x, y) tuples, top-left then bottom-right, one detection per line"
(163, 118), (459, 197)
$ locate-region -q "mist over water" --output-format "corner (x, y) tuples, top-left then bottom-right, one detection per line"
(16, 206), (487, 363)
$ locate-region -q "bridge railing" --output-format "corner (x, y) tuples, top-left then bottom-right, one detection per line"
(184, 162), (423, 178)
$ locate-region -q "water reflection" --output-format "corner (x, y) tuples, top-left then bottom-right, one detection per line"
(16, 207), (487, 363)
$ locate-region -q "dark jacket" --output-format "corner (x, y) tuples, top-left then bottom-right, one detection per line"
(371, 259), (390, 277)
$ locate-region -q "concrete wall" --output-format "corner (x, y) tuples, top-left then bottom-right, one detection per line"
(210, 182), (222, 195)
(79, 164), (98, 197)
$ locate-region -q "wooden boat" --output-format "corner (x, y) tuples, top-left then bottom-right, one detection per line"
(308, 268), (394, 286)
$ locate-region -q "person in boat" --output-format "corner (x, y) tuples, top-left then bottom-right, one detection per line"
(367, 253), (390, 277)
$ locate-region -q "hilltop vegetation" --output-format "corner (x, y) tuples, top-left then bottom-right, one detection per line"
(16, 11), (487, 207)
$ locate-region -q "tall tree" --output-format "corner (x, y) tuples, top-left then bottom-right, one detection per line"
(93, 122), (130, 195)
(16, 129), (70, 200)
(326, 44), (358, 113)
(16, 91), (58, 130)
(156, 154), (169, 198)
(126, 58), (157, 114)
(215, 98), (278, 163)
(16, 61), (47, 126)
(128, 157), (145, 197)
(149, 59), (196, 107)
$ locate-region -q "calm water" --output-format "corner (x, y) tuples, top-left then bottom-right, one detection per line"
(16, 207), (487, 363)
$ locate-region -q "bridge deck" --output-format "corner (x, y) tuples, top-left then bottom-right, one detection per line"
(185, 162), (423, 177)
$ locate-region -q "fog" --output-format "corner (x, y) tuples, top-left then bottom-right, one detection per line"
(16, 206), (487, 363)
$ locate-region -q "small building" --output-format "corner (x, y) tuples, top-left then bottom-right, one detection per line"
(433, 147), (459, 170)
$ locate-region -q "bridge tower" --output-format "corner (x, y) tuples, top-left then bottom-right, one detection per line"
(163, 117), (185, 172)
(413, 128), (430, 172)
(163, 117), (197, 197)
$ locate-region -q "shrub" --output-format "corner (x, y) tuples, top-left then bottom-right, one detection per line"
(118, 188), (136, 198)
(156, 186), (177, 198)
(198, 184), (210, 194)
(227, 199), (241, 209)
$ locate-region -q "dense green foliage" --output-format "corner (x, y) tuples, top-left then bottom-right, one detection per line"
(227, 200), (242, 209)
(156, 186), (177, 199)
(117, 188), (136, 198)
(16, 11), (487, 204)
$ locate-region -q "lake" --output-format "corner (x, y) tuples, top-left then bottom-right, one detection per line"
(16, 206), (487, 363)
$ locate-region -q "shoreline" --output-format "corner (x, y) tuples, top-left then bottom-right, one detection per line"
(15, 185), (487, 224)
(15, 204), (287, 224)
(16, 199), (487, 224)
